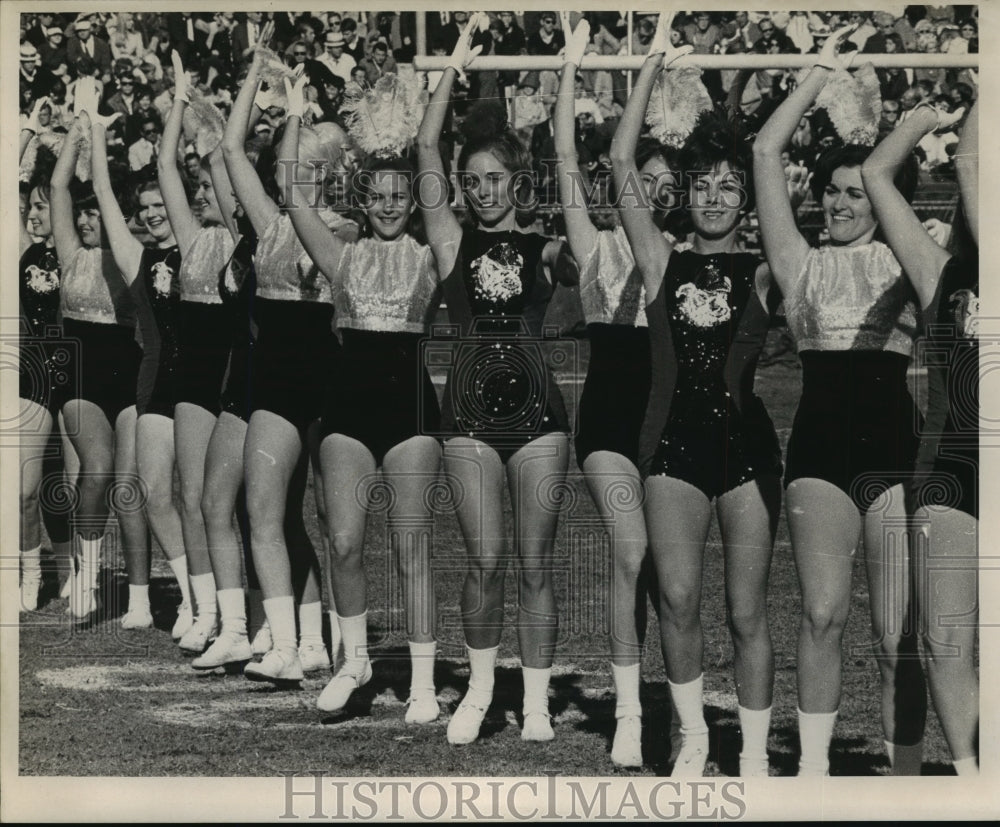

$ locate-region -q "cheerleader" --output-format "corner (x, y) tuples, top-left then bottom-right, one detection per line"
(862, 101), (979, 774)
(159, 52), (237, 650)
(221, 36), (356, 684)
(18, 98), (73, 611)
(85, 86), (189, 629)
(553, 14), (690, 768)
(612, 13), (781, 777)
(50, 95), (148, 623)
(281, 71), (443, 720)
(753, 26), (927, 775)
(416, 14), (577, 744)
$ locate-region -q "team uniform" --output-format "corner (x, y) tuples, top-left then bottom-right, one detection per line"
(321, 234), (441, 465)
(131, 245), (182, 418)
(574, 226), (651, 468)
(439, 227), (568, 462)
(218, 233), (257, 422)
(643, 249), (781, 494)
(915, 254), (979, 519)
(19, 243), (64, 412)
(251, 211), (352, 430)
(176, 225), (235, 415)
(783, 241), (921, 510)
(60, 246), (142, 424)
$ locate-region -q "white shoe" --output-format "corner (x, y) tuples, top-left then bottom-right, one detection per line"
(178, 616), (218, 654)
(671, 734), (709, 778)
(250, 622), (272, 656)
(20, 575), (42, 612)
(404, 690), (440, 724)
(298, 643), (331, 673)
(192, 631), (252, 670)
(521, 711), (554, 742)
(317, 661), (373, 712)
(171, 601), (193, 641)
(739, 756), (770, 777)
(60, 569), (76, 600)
(611, 715), (643, 767)
(121, 608), (154, 630)
(70, 579), (99, 622)
(244, 647), (304, 684)
(447, 694), (491, 745)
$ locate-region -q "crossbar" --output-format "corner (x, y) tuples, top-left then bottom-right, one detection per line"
(414, 53), (978, 71)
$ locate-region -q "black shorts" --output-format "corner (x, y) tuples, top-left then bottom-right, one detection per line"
(176, 302), (231, 416)
(61, 318), (142, 424)
(220, 341), (254, 423)
(321, 330), (440, 467)
(19, 328), (72, 414)
(785, 351), (921, 511)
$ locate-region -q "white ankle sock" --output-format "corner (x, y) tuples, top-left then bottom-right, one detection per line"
(409, 640), (437, 694)
(298, 601), (324, 648)
(217, 588), (247, 635)
(263, 596), (298, 652)
(327, 610), (343, 655)
(953, 756), (979, 776)
(167, 556), (192, 606)
(80, 537), (102, 587)
(798, 709), (837, 775)
(128, 584), (150, 613)
(885, 740), (923, 775)
(338, 611), (369, 670)
(466, 644), (498, 705)
(667, 674), (708, 736)
(522, 666), (552, 716)
(189, 572), (218, 623)
(739, 705), (772, 762)
(21, 546), (42, 579)
(611, 662), (642, 718)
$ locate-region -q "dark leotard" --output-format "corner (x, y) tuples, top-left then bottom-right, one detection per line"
(19, 242), (67, 412)
(132, 245), (181, 418)
(218, 233), (257, 422)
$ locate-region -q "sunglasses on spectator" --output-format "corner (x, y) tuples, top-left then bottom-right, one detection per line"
(142, 127), (157, 136)
(293, 50), (308, 56)
(759, 25), (774, 33)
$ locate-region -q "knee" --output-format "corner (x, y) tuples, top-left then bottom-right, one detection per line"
(726, 599), (767, 643)
(20, 487), (40, 516)
(659, 584), (699, 625)
(330, 532), (364, 567)
(802, 600), (849, 642)
(519, 565), (553, 598)
(179, 482), (204, 521)
(144, 475), (175, 517)
(467, 554), (506, 587)
(200, 485), (232, 527)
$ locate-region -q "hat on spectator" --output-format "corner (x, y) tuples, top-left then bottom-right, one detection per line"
(518, 71), (540, 91)
(45, 27), (65, 38)
(75, 18), (94, 31)
(326, 32), (345, 46)
(873, 12), (896, 27)
(772, 11), (790, 30)
(810, 24), (832, 39)
(913, 19), (933, 33)
(20, 42), (39, 60)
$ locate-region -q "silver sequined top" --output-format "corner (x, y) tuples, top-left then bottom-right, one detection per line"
(334, 235), (438, 333)
(579, 226), (647, 327)
(785, 241), (919, 356)
(61, 246), (135, 325)
(256, 211), (354, 303)
(179, 225), (234, 304)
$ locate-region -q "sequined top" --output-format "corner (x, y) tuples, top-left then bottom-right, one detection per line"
(579, 226), (648, 327)
(179, 225), (234, 304)
(334, 235), (438, 333)
(256, 211), (353, 303)
(785, 241), (919, 356)
(20, 243), (61, 337)
(61, 246), (136, 326)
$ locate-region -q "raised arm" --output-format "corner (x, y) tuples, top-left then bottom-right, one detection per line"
(416, 13), (488, 278)
(954, 100), (978, 247)
(554, 13), (597, 267)
(208, 145), (239, 241)
(753, 26), (855, 291)
(20, 97), (50, 161)
(89, 111), (145, 284)
(279, 75), (348, 287)
(609, 12), (689, 299)
(861, 104), (958, 309)
(158, 51), (200, 255)
(221, 21), (279, 237)
(50, 118), (85, 268)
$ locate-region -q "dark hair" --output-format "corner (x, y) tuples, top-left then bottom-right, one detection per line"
(810, 143), (918, 205)
(349, 154), (425, 244)
(951, 82), (974, 104)
(70, 179), (110, 247)
(341, 17), (357, 34)
(677, 110), (755, 211)
(456, 99), (536, 227)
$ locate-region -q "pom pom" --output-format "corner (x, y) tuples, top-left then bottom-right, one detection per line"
(815, 63), (882, 147)
(340, 70), (427, 159)
(645, 66), (713, 148)
(460, 99), (509, 145)
(182, 89), (226, 156)
(254, 45), (298, 106)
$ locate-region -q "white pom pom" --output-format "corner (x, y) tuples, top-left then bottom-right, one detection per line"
(815, 63), (882, 146)
(340, 70), (427, 159)
(645, 66), (713, 148)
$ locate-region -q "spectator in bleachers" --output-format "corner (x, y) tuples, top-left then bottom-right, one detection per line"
(358, 40), (396, 85)
(724, 10), (760, 51)
(230, 13), (264, 71)
(527, 12), (565, 56)
(39, 25), (68, 73)
(67, 17), (113, 78)
(166, 12), (212, 63)
(106, 69), (140, 117)
(879, 98), (901, 134)
(494, 11), (527, 98)
(127, 116), (160, 172)
(20, 41), (58, 100)
(318, 31), (356, 84)
(846, 10), (876, 50)
(296, 16), (325, 59)
(108, 12), (146, 63)
(341, 17), (367, 65)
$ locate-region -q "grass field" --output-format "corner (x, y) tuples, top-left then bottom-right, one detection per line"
(16, 338), (956, 778)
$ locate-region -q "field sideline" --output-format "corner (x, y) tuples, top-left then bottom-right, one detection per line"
(16, 345), (959, 777)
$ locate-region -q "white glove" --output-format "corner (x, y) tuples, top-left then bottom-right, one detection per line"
(922, 218), (952, 248)
(815, 25), (858, 71)
(171, 50), (190, 103)
(283, 73), (308, 120)
(560, 12), (591, 67)
(24, 95), (51, 133)
(649, 11), (694, 68)
(446, 12), (488, 83)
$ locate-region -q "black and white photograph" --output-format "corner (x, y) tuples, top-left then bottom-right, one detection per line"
(2, 1), (997, 821)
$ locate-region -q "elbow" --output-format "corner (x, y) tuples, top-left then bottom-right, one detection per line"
(608, 140), (630, 166)
(415, 133), (438, 153)
(751, 139), (780, 160)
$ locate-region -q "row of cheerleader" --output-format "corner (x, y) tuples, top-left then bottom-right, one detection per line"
(18, 15), (979, 776)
